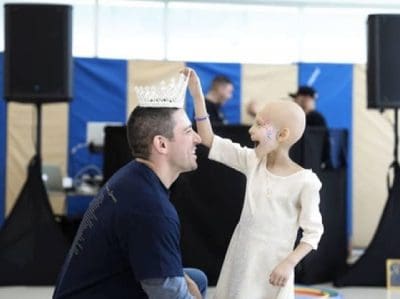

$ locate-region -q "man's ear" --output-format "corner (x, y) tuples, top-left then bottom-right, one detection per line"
(152, 135), (168, 154)
(277, 128), (290, 142)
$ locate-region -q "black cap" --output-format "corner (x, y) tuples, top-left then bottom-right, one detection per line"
(289, 86), (316, 98)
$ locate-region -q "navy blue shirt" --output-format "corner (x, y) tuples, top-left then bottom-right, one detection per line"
(205, 98), (226, 126)
(53, 161), (184, 299)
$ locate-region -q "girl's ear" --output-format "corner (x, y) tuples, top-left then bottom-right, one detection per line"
(277, 128), (290, 142)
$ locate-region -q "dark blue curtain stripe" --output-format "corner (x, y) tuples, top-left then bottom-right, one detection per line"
(0, 58), (354, 224)
(299, 63), (353, 236)
(0, 53), (5, 227)
(67, 58), (127, 212)
(185, 62), (241, 124)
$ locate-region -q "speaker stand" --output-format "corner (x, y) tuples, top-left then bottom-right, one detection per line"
(388, 107), (399, 184)
(335, 107), (400, 286)
(0, 101), (70, 284)
(394, 108), (399, 166)
(35, 103), (42, 161)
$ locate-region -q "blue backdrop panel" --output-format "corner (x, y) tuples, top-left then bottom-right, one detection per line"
(67, 195), (94, 217)
(298, 63), (352, 129)
(0, 54), (5, 227)
(185, 62), (241, 124)
(298, 63), (353, 235)
(68, 58), (127, 212)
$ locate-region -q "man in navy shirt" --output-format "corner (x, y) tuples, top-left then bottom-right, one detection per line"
(54, 106), (206, 298)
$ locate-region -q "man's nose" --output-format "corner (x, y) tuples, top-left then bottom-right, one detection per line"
(194, 131), (202, 144)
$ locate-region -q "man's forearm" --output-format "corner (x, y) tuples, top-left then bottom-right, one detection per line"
(141, 276), (196, 299)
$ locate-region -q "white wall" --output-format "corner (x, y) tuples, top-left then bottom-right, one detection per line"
(0, 0), (400, 63)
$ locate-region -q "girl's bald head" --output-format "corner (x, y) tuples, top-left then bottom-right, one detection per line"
(258, 100), (306, 147)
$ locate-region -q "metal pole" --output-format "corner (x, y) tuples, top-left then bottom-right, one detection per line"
(36, 103), (42, 158)
(395, 108), (398, 164)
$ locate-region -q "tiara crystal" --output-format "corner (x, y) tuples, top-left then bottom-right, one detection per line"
(135, 73), (189, 108)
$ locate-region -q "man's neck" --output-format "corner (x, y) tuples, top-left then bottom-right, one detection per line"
(136, 158), (178, 189)
(206, 91), (220, 104)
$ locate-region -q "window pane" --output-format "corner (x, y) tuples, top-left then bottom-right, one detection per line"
(97, 0), (165, 59)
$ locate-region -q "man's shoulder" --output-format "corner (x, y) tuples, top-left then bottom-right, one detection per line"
(108, 161), (159, 191)
(306, 110), (327, 127)
(104, 161), (174, 216)
(205, 98), (218, 110)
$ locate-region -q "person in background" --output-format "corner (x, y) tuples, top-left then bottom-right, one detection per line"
(289, 86), (331, 169)
(289, 86), (327, 128)
(204, 75), (234, 126)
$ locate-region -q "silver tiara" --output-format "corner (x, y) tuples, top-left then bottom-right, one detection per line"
(135, 73), (189, 108)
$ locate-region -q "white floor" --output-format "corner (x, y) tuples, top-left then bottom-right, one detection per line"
(1, 250), (397, 298)
(0, 285), (400, 299)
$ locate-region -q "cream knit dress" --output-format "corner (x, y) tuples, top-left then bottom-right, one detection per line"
(210, 136), (324, 299)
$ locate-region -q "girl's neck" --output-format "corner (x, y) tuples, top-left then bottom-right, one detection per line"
(266, 149), (301, 176)
(267, 150), (289, 168)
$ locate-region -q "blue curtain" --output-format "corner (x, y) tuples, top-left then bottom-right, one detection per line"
(185, 62), (241, 124)
(299, 63), (353, 236)
(67, 58), (127, 214)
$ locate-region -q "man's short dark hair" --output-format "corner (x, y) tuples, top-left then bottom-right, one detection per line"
(127, 107), (178, 159)
(211, 75), (233, 90)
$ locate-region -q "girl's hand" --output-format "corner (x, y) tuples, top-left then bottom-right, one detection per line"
(269, 259), (294, 287)
(181, 67), (203, 99)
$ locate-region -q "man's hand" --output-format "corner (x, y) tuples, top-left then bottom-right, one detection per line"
(269, 259), (294, 287)
(184, 273), (202, 299)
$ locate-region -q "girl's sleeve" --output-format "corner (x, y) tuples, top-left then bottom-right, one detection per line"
(299, 172), (324, 250)
(208, 135), (255, 175)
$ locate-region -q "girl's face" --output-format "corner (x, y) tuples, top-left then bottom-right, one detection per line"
(248, 113), (280, 158)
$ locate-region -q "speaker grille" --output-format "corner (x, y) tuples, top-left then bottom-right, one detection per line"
(368, 14), (400, 109)
(4, 4), (73, 103)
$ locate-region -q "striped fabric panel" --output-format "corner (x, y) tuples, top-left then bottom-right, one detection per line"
(185, 62), (241, 124)
(0, 53), (5, 226)
(241, 64), (297, 124)
(66, 58), (127, 214)
(298, 62), (353, 236)
(127, 60), (185, 116)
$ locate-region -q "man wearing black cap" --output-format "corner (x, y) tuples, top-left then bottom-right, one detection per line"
(290, 86), (331, 169)
(289, 86), (327, 127)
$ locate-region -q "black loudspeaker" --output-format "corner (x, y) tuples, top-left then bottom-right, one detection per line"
(368, 14), (400, 109)
(4, 4), (73, 103)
